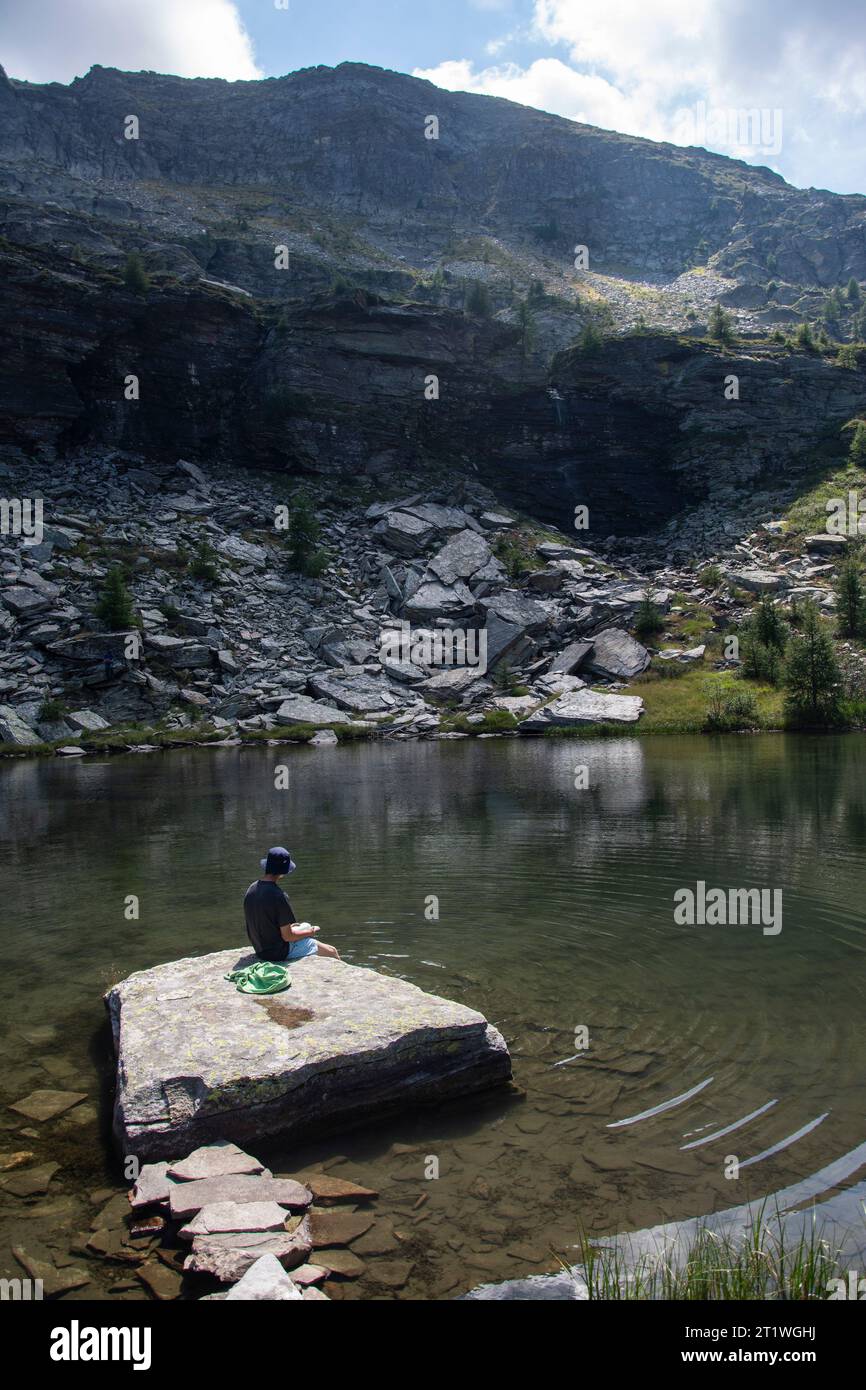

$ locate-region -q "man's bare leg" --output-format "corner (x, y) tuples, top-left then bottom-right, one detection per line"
(316, 942), (340, 959)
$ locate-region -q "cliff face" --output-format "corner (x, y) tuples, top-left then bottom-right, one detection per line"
(2, 62), (865, 285)
(2, 236), (860, 551)
(1, 61), (865, 551)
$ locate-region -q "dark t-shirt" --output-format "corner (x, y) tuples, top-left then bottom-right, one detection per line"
(244, 880), (295, 962)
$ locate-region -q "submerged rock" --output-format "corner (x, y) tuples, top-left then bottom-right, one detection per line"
(106, 950), (511, 1160)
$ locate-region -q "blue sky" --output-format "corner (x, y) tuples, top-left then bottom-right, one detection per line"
(3, 0), (866, 195)
(239, 0), (530, 77)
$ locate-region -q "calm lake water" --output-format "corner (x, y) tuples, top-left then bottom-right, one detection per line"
(1, 735), (866, 1299)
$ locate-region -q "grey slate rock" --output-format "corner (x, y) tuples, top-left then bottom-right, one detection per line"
(404, 580), (476, 621)
(106, 949), (511, 1161)
(275, 695), (345, 725)
(307, 672), (395, 713)
(548, 641), (594, 675)
(0, 587), (50, 618)
(585, 629), (651, 680)
(520, 689), (645, 732)
(427, 529), (492, 586)
(373, 511), (436, 556)
(0, 705), (40, 745)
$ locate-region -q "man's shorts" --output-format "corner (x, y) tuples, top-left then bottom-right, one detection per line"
(285, 937), (319, 961)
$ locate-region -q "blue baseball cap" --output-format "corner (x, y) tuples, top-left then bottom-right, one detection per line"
(261, 846), (297, 875)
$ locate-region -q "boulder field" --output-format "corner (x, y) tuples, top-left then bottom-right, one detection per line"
(105, 950), (511, 1161)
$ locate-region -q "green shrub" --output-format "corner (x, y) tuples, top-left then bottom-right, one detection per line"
(464, 281), (492, 318)
(286, 494), (328, 577)
(634, 592), (664, 639)
(848, 419), (866, 464)
(703, 684), (761, 732)
(698, 564), (723, 589)
(794, 321), (817, 351)
(783, 600), (843, 726)
(837, 344), (859, 369)
(122, 252), (150, 294)
(577, 322), (604, 356)
(97, 567), (135, 629)
(189, 538), (219, 583)
(493, 537), (533, 579)
(835, 554), (865, 637)
(708, 304), (735, 344)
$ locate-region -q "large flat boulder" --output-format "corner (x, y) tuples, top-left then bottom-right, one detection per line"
(307, 672), (396, 714)
(805, 534), (846, 553)
(106, 950), (511, 1160)
(520, 689), (644, 732)
(274, 695), (345, 726)
(725, 568), (786, 594)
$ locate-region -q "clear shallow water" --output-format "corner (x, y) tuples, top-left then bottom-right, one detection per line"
(1, 735), (866, 1299)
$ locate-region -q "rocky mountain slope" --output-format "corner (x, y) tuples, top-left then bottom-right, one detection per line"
(0, 61), (864, 746)
(2, 62), (865, 536)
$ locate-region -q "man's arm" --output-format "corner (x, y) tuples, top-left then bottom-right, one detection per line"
(279, 921), (320, 942)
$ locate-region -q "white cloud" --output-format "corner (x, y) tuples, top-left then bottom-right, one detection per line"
(2, 0), (261, 83)
(415, 55), (672, 141)
(415, 0), (866, 192)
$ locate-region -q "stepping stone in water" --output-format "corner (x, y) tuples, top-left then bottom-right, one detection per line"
(304, 1173), (378, 1205)
(13, 1246), (90, 1297)
(0, 1161), (60, 1197)
(185, 1223), (311, 1283)
(371, 1259), (415, 1290)
(169, 1173), (311, 1219)
(225, 1253), (303, 1301)
(9, 1089), (87, 1122)
(168, 1140), (266, 1182)
(313, 1248), (366, 1278)
(137, 1261), (183, 1300)
(306, 1210), (375, 1248)
(179, 1200), (291, 1239)
(288, 1262), (328, 1286)
(131, 1161), (176, 1209)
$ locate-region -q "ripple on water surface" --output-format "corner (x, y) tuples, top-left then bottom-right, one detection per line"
(0, 734), (865, 1297)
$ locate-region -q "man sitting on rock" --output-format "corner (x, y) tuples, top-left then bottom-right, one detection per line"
(244, 846), (340, 963)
